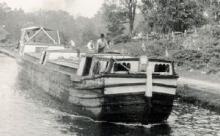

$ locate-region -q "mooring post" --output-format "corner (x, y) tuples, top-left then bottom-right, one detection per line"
(143, 57), (153, 122)
(145, 62), (153, 98)
(140, 55), (153, 98)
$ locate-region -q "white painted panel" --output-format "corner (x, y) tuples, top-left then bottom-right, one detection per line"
(153, 86), (176, 95)
(48, 52), (78, 60)
(23, 45), (64, 53)
(23, 46), (36, 53)
(153, 79), (177, 86)
(47, 46), (64, 50)
(105, 78), (177, 86)
(130, 61), (139, 72)
(77, 57), (86, 76)
(105, 78), (145, 85)
(104, 85), (145, 95)
(104, 85), (176, 95)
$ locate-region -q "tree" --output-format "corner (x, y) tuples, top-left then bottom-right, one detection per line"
(141, 0), (206, 33)
(101, 0), (137, 41)
(0, 2), (108, 46)
(200, 0), (220, 24)
(121, 0), (137, 37)
(101, 1), (127, 41)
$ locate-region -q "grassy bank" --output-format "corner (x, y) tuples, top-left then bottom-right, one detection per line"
(176, 68), (220, 84)
(0, 46), (17, 58)
(112, 25), (220, 79)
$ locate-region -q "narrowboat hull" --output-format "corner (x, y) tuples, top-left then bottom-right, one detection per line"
(17, 53), (177, 124)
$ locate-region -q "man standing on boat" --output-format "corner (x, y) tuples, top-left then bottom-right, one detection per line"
(69, 40), (80, 57)
(87, 40), (95, 51)
(96, 33), (109, 53)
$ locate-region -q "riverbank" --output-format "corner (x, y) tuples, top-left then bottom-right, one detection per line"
(0, 46), (17, 58)
(0, 46), (220, 113)
(176, 68), (220, 113)
(177, 77), (220, 112)
(176, 68), (220, 84)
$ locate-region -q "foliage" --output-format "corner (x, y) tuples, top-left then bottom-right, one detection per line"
(121, 0), (137, 37)
(140, 0), (207, 33)
(199, 0), (220, 24)
(0, 2), (106, 46)
(172, 50), (208, 69)
(101, 0), (137, 42)
(101, 1), (127, 42)
(174, 25), (220, 72)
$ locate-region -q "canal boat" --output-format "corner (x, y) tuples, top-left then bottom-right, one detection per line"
(18, 26), (178, 124)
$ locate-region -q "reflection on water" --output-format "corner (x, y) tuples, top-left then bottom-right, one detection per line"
(0, 54), (220, 136)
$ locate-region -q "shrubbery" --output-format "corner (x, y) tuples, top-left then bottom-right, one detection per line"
(115, 25), (220, 74)
(172, 50), (208, 69)
(172, 25), (220, 73)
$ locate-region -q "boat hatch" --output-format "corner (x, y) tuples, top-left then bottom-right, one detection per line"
(150, 62), (173, 75)
(112, 61), (139, 73)
(83, 57), (93, 76)
(77, 56), (93, 76)
(113, 62), (130, 72)
(90, 59), (112, 75)
(154, 64), (170, 72)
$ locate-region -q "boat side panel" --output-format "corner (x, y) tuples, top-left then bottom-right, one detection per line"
(20, 56), (104, 118)
(104, 84), (176, 95)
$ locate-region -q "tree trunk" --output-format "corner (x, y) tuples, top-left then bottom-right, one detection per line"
(127, 0), (137, 38)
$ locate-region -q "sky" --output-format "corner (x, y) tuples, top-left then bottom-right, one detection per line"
(0, 0), (104, 18)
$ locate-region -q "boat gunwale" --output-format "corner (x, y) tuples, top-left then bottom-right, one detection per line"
(81, 73), (179, 81)
(104, 82), (177, 89)
(83, 55), (174, 63)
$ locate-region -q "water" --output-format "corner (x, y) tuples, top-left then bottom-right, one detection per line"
(0, 54), (220, 136)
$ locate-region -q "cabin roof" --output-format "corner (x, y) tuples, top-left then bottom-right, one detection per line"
(45, 49), (79, 53)
(22, 26), (53, 32)
(148, 58), (173, 63)
(84, 53), (135, 59)
(83, 53), (173, 63)
(20, 26), (60, 45)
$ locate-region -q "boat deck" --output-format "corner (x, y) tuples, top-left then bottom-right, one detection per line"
(50, 58), (79, 69)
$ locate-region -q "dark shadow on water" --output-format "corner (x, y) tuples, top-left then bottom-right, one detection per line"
(56, 115), (172, 136)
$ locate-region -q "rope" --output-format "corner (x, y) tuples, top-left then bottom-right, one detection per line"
(111, 57), (131, 72)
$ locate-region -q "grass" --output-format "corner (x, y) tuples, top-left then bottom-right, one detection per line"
(176, 68), (220, 83)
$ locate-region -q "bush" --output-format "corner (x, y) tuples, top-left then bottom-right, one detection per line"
(172, 50), (208, 69)
(113, 34), (130, 44)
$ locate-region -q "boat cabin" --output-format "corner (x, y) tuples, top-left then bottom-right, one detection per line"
(19, 26), (64, 55)
(77, 53), (175, 77)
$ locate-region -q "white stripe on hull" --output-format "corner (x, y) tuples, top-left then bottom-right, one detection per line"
(104, 85), (176, 95)
(105, 78), (145, 85)
(105, 85), (145, 95)
(105, 78), (177, 86)
(154, 79), (177, 86)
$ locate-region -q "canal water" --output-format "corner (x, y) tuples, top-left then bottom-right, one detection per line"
(0, 54), (220, 136)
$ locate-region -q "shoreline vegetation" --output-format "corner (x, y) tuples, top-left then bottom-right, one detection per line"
(112, 25), (220, 78)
